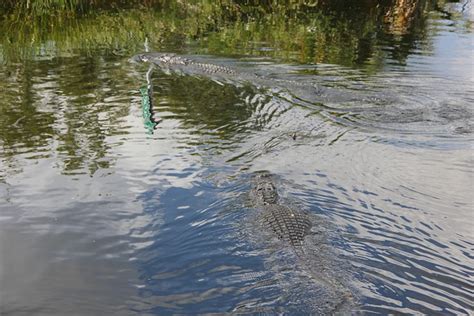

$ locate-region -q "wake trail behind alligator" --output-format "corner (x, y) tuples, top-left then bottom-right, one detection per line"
(131, 52), (473, 140)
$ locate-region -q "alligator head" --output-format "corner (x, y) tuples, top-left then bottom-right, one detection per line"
(250, 173), (279, 206)
(130, 53), (190, 65)
(129, 53), (152, 63)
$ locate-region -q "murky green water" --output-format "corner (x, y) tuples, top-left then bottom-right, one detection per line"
(1, 1), (473, 315)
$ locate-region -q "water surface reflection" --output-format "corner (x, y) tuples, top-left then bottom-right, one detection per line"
(1, 0), (473, 314)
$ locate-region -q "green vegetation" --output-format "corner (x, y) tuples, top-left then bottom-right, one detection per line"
(0, 0), (163, 16)
(0, 0), (439, 68)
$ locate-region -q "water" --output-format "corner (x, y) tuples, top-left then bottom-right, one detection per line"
(1, 1), (473, 315)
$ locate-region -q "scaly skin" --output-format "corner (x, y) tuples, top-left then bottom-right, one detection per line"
(132, 53), (236, 75)
(250, 173), (312, 249)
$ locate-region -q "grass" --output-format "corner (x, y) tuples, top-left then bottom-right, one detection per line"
(0, 0), (435, 70)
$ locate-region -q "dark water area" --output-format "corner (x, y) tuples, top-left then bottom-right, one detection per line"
(0, 1), (473, 315)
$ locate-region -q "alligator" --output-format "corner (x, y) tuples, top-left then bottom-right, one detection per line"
(250, 172), (312, 251)
(131, 53), (237, 77)
(249, 172), (356, 314)
(130, 52), (328, 95)
(130, 52), (375, 113)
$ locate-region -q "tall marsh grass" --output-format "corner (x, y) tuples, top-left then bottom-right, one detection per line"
(0, 0), (434, 69)
(0, 0), (164, 16)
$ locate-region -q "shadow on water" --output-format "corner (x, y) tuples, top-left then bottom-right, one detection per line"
(150, 75), (257, 136)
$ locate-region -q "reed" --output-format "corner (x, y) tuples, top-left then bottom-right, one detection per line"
(0, 0), (166, 16)
(0, 1), (433, 70)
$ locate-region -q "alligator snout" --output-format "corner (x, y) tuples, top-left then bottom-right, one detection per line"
(129, 53), (150, 64)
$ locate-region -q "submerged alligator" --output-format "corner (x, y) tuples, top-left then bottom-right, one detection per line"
(131, 53), (237, 77)
(250, 172), (312, 251)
